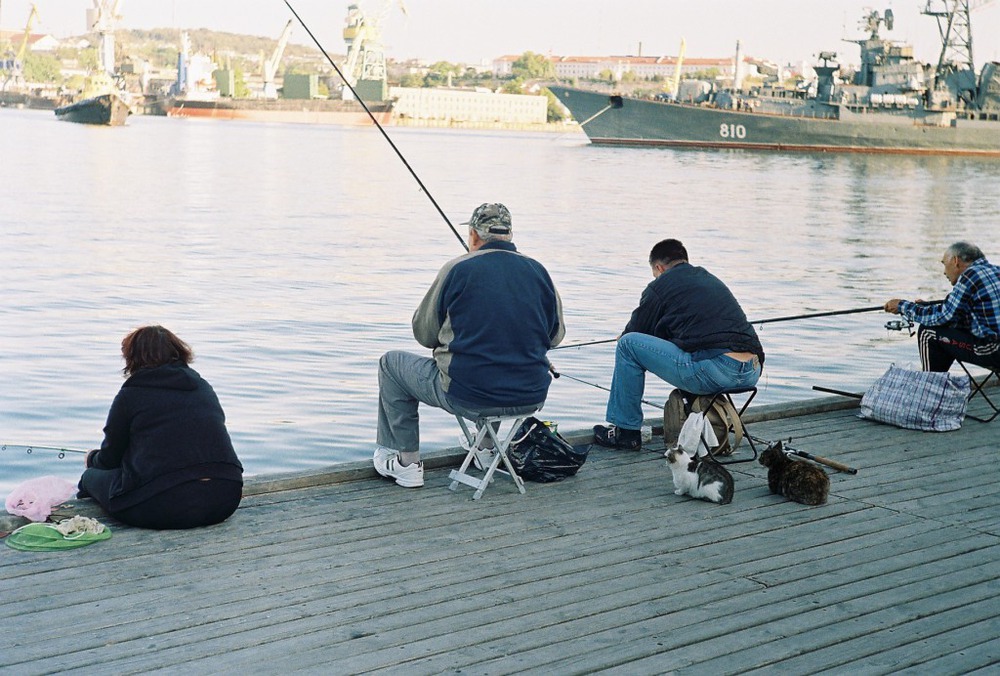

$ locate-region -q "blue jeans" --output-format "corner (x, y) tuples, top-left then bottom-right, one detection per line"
(378, 350), (543, 453)
(605, 333), (761, 430)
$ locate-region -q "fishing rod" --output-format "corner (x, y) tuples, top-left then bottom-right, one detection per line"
(2, 444), (88, 459)
(552, 303), (896, 350)
(552, 337), (619, 350)
(750, 435), (858, 474)
(283, 0), (468, 252)
(787, 446), (856, 474)
(755, 299), (942, 327)
(752, 305), (884, 325)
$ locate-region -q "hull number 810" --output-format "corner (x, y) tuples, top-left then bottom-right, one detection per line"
(719, 123), (747, 139)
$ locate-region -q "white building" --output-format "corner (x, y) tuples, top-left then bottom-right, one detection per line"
(492, 54), (739, 81)
(0, 31), (60, 53)
(389, 86), (547, 124)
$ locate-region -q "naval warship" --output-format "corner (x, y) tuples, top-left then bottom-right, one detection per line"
(550, 3), (1000, 156)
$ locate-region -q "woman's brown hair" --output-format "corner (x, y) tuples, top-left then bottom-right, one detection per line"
(121, 325), (193, 376)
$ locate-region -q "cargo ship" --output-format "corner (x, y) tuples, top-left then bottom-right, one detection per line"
(550, 4), (1000, 156)
(164, 96), (392, 126)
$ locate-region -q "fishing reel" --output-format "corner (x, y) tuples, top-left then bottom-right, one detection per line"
(884, 318), (915, 336)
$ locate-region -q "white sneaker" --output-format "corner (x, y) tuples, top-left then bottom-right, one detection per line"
(373, 448), (424, 488)
(373, 445), (395, 477)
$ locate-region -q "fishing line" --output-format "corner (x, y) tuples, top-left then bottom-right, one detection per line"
(283, 0), (468, 251)
(549, 369), (662, 409)
(546, 303), (893, 403)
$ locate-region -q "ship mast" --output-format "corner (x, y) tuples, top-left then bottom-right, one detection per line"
(922, 0), (975, 74)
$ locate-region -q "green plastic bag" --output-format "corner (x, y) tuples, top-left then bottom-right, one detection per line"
(5, 521), (111, 552)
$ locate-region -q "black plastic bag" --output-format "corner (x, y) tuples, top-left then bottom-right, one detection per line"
(507, 416), (589, 482)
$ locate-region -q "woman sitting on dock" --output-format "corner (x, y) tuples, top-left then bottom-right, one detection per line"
(78, 326), (243, 529)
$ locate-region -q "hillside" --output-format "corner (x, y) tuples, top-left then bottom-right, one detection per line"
(115, 27), (332, 73)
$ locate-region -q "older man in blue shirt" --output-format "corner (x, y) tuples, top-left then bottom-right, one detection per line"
(374, 203), (565, 488)
(885, 241), (1000, 372)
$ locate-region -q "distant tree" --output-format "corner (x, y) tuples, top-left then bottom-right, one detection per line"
(22, 52), (61, 83)
(399, 72), (425, 88)
(542, 88), (565, 122)
(690, 68), (721, 80)
(232, 67), (251, 98)
(78, 48), (100, 72)
(500, 77), (524, 94)
(597, 68), (616, 83)
(512, 51), (554, 79)
(620, 71), (638, 83)
(435, 61), (463, 84)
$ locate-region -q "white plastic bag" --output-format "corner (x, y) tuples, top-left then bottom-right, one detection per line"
(676, 412), (719, 457)
(5, 476), (77, 522)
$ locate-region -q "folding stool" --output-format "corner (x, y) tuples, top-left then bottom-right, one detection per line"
(448, 414), (533, 499)
(695, 386), (760, 465)
(955, 361), (1000, 423)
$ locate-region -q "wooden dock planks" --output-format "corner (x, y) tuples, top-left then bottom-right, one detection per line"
(1, 395), (997, 674)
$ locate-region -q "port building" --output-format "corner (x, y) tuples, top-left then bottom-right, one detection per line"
(492, 54), (738, 81)
(389, 86), (547, 125)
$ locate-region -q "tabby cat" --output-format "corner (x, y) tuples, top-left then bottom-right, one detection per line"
(758, 440), (829, 506)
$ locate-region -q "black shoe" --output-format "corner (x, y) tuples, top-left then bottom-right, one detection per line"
(593, 424), (642, 450)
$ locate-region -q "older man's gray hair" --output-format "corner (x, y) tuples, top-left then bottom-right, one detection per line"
(947, 241), (985, 263)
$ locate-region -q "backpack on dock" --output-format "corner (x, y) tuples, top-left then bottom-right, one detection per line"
(663, 390), (742, 456)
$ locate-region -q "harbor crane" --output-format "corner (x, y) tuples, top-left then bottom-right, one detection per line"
(341, 0), (406, 95)
(261, 19), (293, 99)
(87, 0), (123, 75)
(15, 3), (39, 63)
(1, 3), (38, 86)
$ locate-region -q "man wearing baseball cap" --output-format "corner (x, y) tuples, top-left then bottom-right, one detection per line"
(374, 203), (566, 487)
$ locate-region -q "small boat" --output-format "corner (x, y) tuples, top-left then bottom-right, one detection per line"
(54, 92), (131, 126)
(54, 72), (132, 126)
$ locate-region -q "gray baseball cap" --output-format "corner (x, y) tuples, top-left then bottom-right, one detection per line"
(464, 203), (512, 235)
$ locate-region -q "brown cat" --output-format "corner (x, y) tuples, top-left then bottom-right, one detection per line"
(758, 441), (829, 506)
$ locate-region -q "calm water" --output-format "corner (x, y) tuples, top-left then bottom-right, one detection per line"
(2, 108), (998, 495)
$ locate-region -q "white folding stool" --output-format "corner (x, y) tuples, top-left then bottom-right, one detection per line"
(448, 414), (533, 500)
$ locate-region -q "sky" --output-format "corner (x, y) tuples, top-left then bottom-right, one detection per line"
(3, 0), (1000, 68)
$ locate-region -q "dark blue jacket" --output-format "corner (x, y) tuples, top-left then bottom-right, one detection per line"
(412, 241), (565, 407)
(624, 262), (764, 363)
(91, 362), (243, 509)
